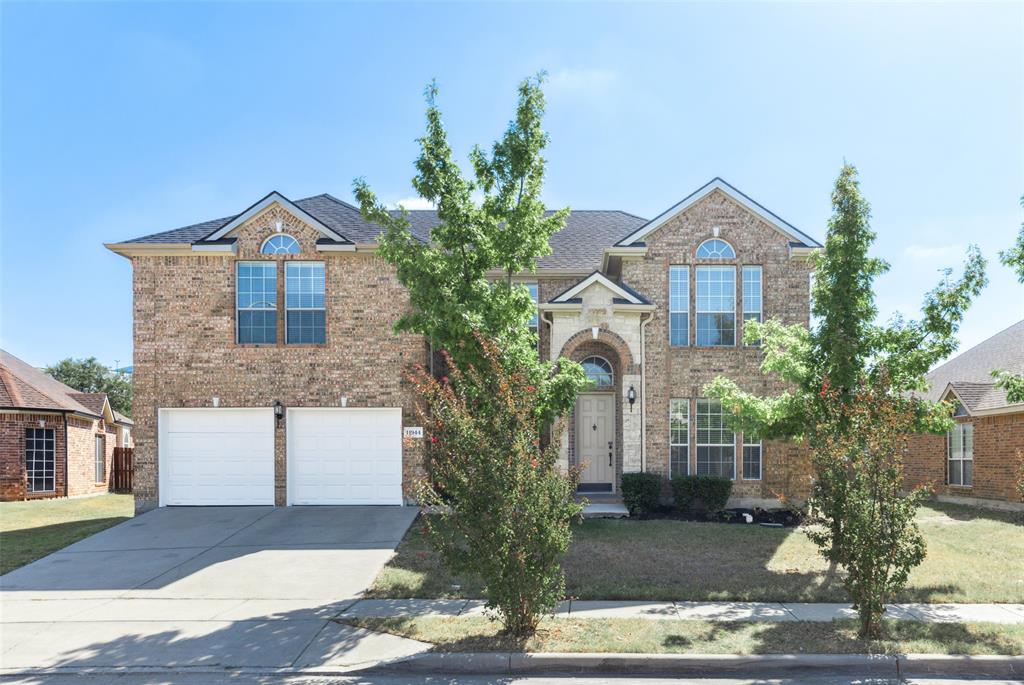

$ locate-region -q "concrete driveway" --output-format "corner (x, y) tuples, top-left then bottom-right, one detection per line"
(0, 506), (426, 673)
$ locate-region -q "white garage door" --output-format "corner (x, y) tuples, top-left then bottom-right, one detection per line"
(159, 408), (275, 506)
(287, 408), (402, 505)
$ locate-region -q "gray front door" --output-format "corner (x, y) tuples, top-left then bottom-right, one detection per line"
(576, 393), (615, 491)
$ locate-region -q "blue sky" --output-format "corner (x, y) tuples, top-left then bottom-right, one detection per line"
(2, 1), (1021, 369)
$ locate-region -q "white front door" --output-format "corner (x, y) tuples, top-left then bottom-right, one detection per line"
(159, 408), (275, 506)
(287, 408), (402, 505)
(576, 393), (615, 491)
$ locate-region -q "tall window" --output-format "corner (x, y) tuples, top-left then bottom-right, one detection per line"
(670, 399), (689, 476)
(25, 428), (55, 492)
(742, 266), (762, 345)
(95, 435), (105, 483)
(696, 238), (736, 259)
(742, 433), (761, 480)
(285, 262), (326, 344)
(696, 399), (735, 479)
(669, 266), (689, 346)
(948, 423), (973, 486)
(526, 283), (539, 339)
(696, 266), (736, 346)
(237, 262), (277, 344)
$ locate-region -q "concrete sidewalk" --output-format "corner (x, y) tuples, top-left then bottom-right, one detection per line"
(339, 598), (1024, 624)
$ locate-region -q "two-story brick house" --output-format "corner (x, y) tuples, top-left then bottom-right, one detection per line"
(107, 178), (819, 513)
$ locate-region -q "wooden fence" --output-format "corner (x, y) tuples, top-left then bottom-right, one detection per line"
(111, 447), (133, 493)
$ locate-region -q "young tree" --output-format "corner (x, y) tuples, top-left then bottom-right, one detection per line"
(46, 357), (132, 417)
(353, 76), (587, 635)
(992, 196), (1024, 403)
(705, 164), (987, 635)
(354, 75), (585, 424)
(809, 371), (927, 639)
(411, 337), (582, 635)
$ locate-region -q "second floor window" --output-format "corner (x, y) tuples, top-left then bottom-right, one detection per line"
(696, 266), (736, 346)
(285, 262), (326, 344)
(526, 283), (539, 339)
(669, 266), (689, 346)
(237, 262), (278, 344)
(743, 266), (762, 345)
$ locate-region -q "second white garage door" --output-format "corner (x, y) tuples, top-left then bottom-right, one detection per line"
(287, 408), (403, 505)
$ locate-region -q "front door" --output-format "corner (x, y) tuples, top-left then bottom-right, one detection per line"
(576, 393), (615, 492)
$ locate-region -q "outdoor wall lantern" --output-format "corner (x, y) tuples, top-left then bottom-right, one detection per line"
(627, 385), (637, 411)
(273, 400), (284, 422)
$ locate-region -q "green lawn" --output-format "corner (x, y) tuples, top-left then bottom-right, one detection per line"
(369, 501), (1024, 603)
(0, 494), (134, 575)
(345, 616), (1024, 655)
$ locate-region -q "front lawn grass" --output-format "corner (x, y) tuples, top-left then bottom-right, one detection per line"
(368, 501), (1024, 603)
(345, 616), (1024, 655)
(0, 494), (134, 575)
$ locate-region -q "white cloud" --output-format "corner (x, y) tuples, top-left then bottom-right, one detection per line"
(903, 243), (964, 262)
(546, 67), (619, 96)
(391, 197), (435, 210)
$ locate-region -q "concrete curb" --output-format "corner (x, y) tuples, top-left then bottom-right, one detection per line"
(376, 651), (1024, 677)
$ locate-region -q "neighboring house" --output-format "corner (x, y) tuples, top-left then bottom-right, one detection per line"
(106, 178), (820, 513)
(0, 350), (134, 501)
(906, 320), (1024, 508)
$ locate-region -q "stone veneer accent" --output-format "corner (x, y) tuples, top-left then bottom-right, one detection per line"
(131, 205), (426, 512)
(905, 411), (1024, 505)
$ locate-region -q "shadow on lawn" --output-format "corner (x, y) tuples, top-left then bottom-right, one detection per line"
(374, 514), (968, 604)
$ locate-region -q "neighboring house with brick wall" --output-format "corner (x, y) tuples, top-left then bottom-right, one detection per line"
(0, 350), (134, 501)
(906, 320), (1024, 509)
(106, 178), (820, 513)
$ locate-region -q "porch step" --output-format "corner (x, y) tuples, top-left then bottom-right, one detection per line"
(577, 495), (629, 519)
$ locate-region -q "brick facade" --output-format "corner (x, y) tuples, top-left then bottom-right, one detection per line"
(906, 411), (1024, 505)
(130, 205), (426, 512)
(619, 189), (813, 503)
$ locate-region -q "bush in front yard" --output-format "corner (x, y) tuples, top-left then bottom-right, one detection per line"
(621, 473), (662, 515)
(671, 475), (732, 515)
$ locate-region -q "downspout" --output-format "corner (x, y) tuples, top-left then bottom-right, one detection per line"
(63, 412), (69, 499)
(639, 312), (653, 473)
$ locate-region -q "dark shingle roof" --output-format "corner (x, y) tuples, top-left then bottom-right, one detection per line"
(923, 320), (1024, 409)
(0, 350), (101, 417)
(120, 194), (647, 271)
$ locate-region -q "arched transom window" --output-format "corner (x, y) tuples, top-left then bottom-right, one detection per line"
(261, 234), (301, 254)
(581, 356), (614, 389)
(696, 238), (736, 259)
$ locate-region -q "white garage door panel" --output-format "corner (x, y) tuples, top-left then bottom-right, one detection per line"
(288, 408), (402, 505)
(160, 408), (275, 506)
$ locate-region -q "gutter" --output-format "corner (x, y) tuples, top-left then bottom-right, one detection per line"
(639, 311), (653, 472)
(63, 413), (69, 499)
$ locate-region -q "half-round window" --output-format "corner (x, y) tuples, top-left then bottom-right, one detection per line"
(261, 234), (301, 254)
(581, 356), (614, 389)
(696, 238), (736, 259)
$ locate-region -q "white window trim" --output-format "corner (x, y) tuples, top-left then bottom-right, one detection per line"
(696, 238), (736, 259)
(696, 399), (736, 480)
(669, 265), (689, 347)
(581, 355), (614, 390)
(25, 427), (56, 493)
(260, 233), (301, 255)
(236, 261), (278, 345)
(670, 398), (690, 477)
(696, 265), (737, 348)
(285, 261), (326, 345)
(947, 423), (974, 487)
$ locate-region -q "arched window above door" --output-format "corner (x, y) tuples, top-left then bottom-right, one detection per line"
(581, 356), (614, 389)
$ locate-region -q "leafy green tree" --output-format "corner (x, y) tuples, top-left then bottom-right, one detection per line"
(354, 75), (585, 424)
(46, 357), (131, 417)
(808, 371), (927, 639)
(992, 195), (1024, 403)
(411, 337), (582, 635)
(704, 163), (987, 636)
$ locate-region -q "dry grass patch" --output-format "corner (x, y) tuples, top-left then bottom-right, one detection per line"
(345, 616), (1024, 655)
